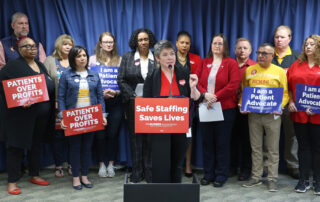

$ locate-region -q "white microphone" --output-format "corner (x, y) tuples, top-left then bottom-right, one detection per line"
(168, 65), (173, 98)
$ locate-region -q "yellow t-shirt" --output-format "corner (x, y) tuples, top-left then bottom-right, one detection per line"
(275, 46), (292, 65)
(239, 63), (289, 108)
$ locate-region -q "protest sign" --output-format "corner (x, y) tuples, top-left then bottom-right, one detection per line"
(62, 104), (104, 136)
(241, 87), (283, 113)
(2, 74), (49, 108)
(90, 65), (119, 90)
(135, 98), (189, 133)
(295, 84), (320, 113)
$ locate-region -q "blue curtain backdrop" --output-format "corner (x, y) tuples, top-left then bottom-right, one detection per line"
(0, 0), (320, 171)
(1, 0), (320, 59)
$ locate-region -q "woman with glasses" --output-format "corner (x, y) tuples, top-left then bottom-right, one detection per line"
(89, 32), (122, 178)
(196, 33), (241, 187)
(287, 35), (320, 195)
(0, 37), (55, 195)
(117, 28), (157, 183)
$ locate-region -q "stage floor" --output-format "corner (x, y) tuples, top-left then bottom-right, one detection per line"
(0, 168), (318, 202)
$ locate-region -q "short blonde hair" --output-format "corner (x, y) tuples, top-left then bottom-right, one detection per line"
(52, 34), (74, 60)
(299, 35), (320, 65)
(274, 25), (292, 38)
(235, 38), (252, 49)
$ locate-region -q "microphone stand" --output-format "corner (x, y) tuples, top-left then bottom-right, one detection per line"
(168, 65), (173, 98)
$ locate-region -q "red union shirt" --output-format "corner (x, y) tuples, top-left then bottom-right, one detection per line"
(287, 60), (320, 124)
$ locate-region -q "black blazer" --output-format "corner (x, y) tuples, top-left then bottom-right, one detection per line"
(0, 57), (55, 149)
(143, 65), (191, 98)
(117, 51), (156, 103)
(143, 65), (194, 128)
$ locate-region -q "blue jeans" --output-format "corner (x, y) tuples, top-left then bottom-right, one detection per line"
(68, 133), (94, 177)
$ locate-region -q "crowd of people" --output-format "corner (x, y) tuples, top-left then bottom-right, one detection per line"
(0, 12), (320, 197)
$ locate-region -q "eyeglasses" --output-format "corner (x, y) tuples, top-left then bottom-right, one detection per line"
(256, 51), (273, 56)
(212, 42), (223, 47)
(138, 38), (149, 43)
(20, 44), (37, 50)
(101, 41), (114, 45)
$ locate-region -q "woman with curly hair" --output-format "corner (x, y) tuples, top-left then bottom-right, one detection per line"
(117, 28), (157, 183)
(287, 35), (320, 194)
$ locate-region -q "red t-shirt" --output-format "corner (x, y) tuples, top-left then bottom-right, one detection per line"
(236, 58), (257, 101)
(160, 70), (180, 96)
(287, 60), (320, 124)
(238, 58), (257, 80)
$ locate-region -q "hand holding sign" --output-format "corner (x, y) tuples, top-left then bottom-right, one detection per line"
(288, 101), (297, 112)
(306, 108), (315, 116)
(103, 117), (107, 126)
(238, 103), (249, 114)
(60, 119), (67, 130)
(23, 101), (33, 108)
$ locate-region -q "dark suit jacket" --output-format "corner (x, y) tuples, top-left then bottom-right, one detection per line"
(0, 57), (55, 149)
(143, 65), (190, 98)
(143, 66), (194, 127)
(117, 51), (156, 103)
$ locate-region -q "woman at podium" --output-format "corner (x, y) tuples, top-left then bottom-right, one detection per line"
(143, 40), (200, 183)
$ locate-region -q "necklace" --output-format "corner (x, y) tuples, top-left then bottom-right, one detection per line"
(178, 55), (187, 63)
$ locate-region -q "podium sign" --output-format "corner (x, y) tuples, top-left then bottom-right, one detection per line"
(2, 74), (49, 108)
(62, 104), (104, 136)
(135, 98), (189, 133)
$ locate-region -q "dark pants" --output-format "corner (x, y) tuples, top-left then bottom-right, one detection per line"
(200, 108), (235, 182)
(7, 107), (49, 183)
(52, 129), (69, 167)
(7, 145), (40, 183)
(127, 98), (152, 181)
(171, 135), (189, 183)
(230, 111), (251, 174)
(294, 122), (320, 181)
(68, 133), (94, 177)
(96, 97), (123, 162)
